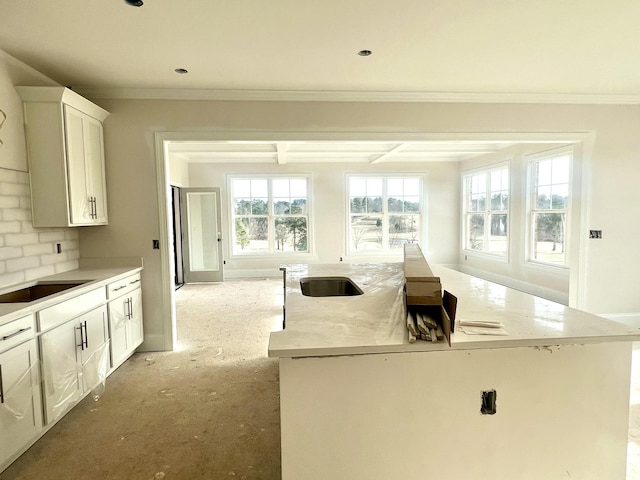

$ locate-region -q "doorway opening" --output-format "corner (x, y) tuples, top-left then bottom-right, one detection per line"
(155, 131), (594, 352)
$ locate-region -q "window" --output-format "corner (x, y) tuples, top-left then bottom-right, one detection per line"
(230, 176), (309, 255)
(528, 151), (571, 266)
(347, 176), (422, 253)
(463, 165), (509, 256)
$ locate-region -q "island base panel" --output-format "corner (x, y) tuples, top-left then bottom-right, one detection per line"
(280, 342), (631, 480)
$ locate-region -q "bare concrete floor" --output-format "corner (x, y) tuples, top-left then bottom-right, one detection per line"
(0, 279), (639, 479)
(0, 279), (283, 480)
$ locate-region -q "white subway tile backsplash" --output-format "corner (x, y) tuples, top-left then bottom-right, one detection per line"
(6, 256), (40, 273)
(54, 260), (80, 273)
(0, 272), (26, 287)
(60, 240), (78, 251)
(0, 247), (23, 260)
(2, 208), (31, 222)
(16, 172), (29, 184)
(0, 167), (79, 289)
(0, 196), (20, 209)
(21, 221), (36, 233)
(25, 265), (56, 281)
(41, 252), (63, 265)
(4, 233), (39, 247)
(23, 243), (54, 257)
(0, 222), (21, 234)
(0, 182), (30, 197)
(0, 170), (18, 183)
(38, 231), (66, 243)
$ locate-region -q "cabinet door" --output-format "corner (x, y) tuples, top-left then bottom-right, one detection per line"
(64, 105), (92, 225)
(108, 296), (129, 369)
(0, 339), (42, 466)
(84, 116), (108, 224)
(63, 105), (108, 226)
(40, 321), (81, 424)
(108, 289), (143, 370)
(78, 306), (109, 394)
(127, 289), (144, 352)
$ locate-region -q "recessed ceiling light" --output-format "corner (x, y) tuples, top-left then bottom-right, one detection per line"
(358, 50), (373, 57)
(175, 68), (189, 74)
(124, 0), (143, 6)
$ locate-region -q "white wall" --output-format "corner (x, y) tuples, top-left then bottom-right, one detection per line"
(186, 161), (460, 277)
(0, 50), (79, 289)
(168, 157), (189, 187)
(76, 98), (640, 350)
(457, 143), (574, 304)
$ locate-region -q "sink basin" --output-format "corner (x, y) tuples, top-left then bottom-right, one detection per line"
(300, 277), (364, 297)
(0, 282), (87, 303)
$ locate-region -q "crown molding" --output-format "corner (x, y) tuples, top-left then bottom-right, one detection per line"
(72, 87), (640, 104)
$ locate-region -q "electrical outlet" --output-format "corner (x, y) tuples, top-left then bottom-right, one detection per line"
(589, 230), (602, 239)
(481, 390), (497, 415)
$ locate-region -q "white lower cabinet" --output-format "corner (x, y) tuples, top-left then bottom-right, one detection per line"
(108, 274), (143, 371)
(0, 268), (143, 474)
(0, 317), (42, 467)
(40, 305), (109, 424)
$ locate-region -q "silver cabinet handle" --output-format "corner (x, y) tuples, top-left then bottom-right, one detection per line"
(88, 196), (97, 219)
(76, 321), (88, 350)
(113, 285), (127, 291)
(1, 326), (32, 341)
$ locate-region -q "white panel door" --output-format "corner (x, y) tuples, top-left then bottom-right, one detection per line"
(181, 188), (224, 283)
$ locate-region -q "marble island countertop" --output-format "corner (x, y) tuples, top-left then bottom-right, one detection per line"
(268, 262), (640, 358)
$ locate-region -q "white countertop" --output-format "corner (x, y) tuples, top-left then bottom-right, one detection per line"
(268, 263), (640, 358)
(0, 259), (142, 326)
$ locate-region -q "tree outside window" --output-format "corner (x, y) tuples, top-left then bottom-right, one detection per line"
(463, 166), (509, 256)
(231, 177), (309, 254)
(529, 153), (570, 266)
(348, 176), (422, 253)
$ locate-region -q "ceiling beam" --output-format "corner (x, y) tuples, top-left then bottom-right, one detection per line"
(276, 143), (288, 164)
(369, 144), (406, 164)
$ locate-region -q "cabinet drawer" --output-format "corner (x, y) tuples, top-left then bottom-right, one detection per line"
(0, 315), (35, 353)
(107, 273), (141, 299)
(38, 288), (106, 332)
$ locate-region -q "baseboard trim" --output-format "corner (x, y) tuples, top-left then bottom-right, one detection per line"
(454, 264), (569, 305)
(600, 313), (640, 329)
(138, 334), (171, 352)
(224, 268), (282, 279)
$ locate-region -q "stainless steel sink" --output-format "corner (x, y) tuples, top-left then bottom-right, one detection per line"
(300, 277), (364, 297)
(0, 282), (87, 303)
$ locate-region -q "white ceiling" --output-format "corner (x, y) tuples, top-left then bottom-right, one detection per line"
(168, 140), (526, 164)
(1, 0), (640, 98)
(1, 1), (632, 164)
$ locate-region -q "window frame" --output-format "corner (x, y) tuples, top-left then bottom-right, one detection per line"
(525, 148), (573, 269)
(461, 162), (510, 260)
(228, 174), (312, 257)
(345, 174), (424, 255)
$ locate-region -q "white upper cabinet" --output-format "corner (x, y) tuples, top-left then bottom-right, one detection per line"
(17, 87), (110, 227)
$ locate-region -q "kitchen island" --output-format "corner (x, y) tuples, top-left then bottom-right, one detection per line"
(268, 263), (640, 480)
